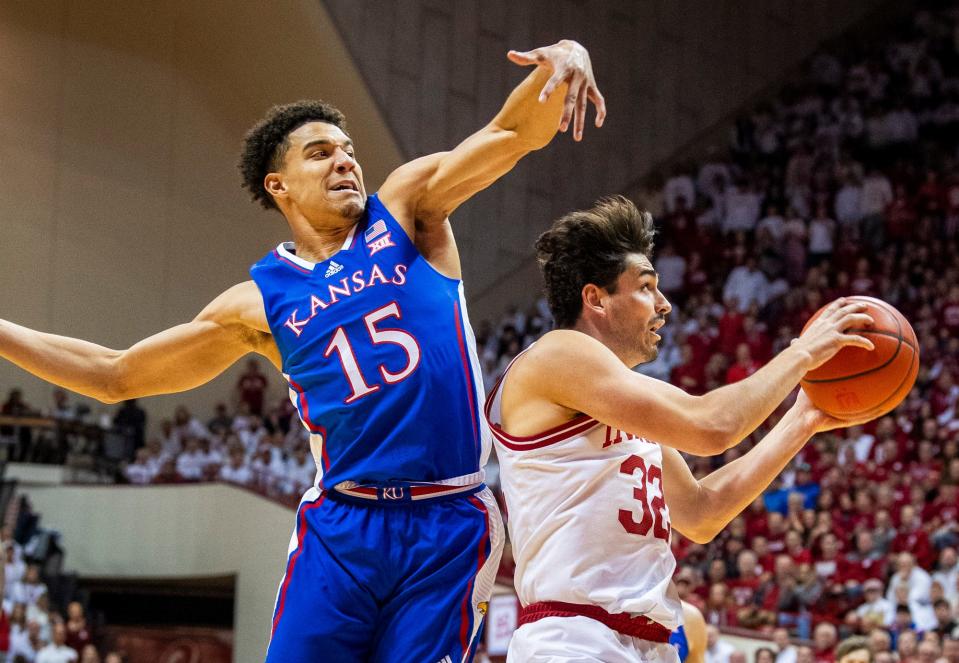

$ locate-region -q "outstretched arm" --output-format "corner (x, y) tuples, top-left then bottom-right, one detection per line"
(0, 281), (277, 403)
(518, 299), (873, 456)
(379, 39), (605, 226)
(662, 390), (869, 544)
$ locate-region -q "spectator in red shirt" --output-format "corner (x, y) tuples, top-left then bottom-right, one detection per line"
(785, 529), (813, 566)
(843, 530), (887, 586)
(717, 303), (746, 355)
(726, 343), (762, 384)
(65, 601), (91, 654)
(236, 359), (269, 416)
(893, 507), (935, 570)
(729, 550), (763, 603)
(813, 622), (838, 663)
(671, 344), (706, 394)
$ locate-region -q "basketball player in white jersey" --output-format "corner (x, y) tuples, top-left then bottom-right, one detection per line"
(485, 196), (876, 662)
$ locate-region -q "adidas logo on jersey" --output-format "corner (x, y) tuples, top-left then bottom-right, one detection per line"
(435, 657), (452, 663)
(324, 261), (344, 278)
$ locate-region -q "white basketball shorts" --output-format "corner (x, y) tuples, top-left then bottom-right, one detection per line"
(507, 615), (681, 663)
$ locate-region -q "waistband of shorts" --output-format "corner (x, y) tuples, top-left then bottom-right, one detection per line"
(330, 481), (484, 504)
(518, 601), (671, 643)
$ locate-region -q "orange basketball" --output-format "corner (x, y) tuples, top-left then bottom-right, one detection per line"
(800, 296), (919, 420)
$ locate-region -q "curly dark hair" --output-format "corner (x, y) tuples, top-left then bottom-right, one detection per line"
(239, 100), (347, 210)
(535, 196), (656, 328)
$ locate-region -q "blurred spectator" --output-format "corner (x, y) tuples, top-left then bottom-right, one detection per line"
(64, 602), (90, 654)
(856, 579), (895, 627)
(112, 400), (146, 458)
(705, 625), (736, 663)
(36, 622), (77, 663)
(207, 403), (233, 435)
(835, 637), (871, 663)
(236, 359), (268, 416)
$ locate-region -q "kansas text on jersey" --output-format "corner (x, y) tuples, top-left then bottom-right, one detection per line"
(251, 194), (490, 489)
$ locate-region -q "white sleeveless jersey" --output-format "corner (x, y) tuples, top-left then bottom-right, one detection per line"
(486, 354), (682, 630)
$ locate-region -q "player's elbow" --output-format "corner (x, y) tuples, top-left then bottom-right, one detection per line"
(688, 405), (741, 455)
(683, 521), (723, 545)
(686, 421), (734, 457)
(98, 352), (129, 404)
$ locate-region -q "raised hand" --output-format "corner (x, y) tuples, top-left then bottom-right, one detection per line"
(507, 40), (606, 141)
(790, 298), (875, 370)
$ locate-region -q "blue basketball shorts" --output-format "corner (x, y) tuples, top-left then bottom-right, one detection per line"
(265, 484), (504, 663)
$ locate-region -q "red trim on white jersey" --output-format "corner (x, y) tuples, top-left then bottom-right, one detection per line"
(484, 350), (599, 451)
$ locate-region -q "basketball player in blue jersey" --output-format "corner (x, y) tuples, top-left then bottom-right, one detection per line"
(0, 40), (605, 662)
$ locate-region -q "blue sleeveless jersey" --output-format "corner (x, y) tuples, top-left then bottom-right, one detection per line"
(251, 194), (490, 488)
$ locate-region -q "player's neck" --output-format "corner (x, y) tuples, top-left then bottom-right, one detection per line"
(571, 319), (634, 367)
(287, 218), (355, 263)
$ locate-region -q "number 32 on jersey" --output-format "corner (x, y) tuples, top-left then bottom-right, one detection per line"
(606, 427), (671, 542)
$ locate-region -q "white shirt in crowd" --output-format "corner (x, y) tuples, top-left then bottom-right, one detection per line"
(124, 462), (154, 485)
(723, 266), (770, 312)
(776, 646), (798, 663)
(11, 581), (46, 606)
(176, 450), (206, 481)
(886, 566), (933, 605)
(834, 183), (863, 224)
(286, 457), (316, 494)
(5, 560), (25, 590)
(757, 214), (786, 242)
(723, 187), (762, 233)
(856, 596), (895, 626)
(705, 638), (737, 663)
(933, 562), (959, 604)
(655, 253), (686, 294)
(9, 629), (39, 662)
(808, 217), (836, 254)
(220, 464), (252, 486)
(36, 643), (79, 663)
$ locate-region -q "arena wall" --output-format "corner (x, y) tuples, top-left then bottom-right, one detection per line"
(20, 480), (293, 663)
(0, 0), (402, 424)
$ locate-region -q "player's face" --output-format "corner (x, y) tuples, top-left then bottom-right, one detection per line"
(606, 254), (671, 366)
(276, 122), (367, 222)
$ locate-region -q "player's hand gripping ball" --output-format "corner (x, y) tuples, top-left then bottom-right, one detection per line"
(800, 296), (919, 420)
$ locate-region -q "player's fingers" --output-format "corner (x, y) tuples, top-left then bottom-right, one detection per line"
(822, 297), (847, 316)
(559, 85), (578, 132)
(840, 334), (875, 352)
(507, 49), (543, 67)
(588, 86), (607, 127)
(573, 84), (588, 141)
(539, 70), (566, 104)
(839, 313), (876, 330)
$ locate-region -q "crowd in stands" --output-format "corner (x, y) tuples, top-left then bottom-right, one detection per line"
(652, 3), (959, 653)
(0, 502), (123, 663)
(6, 2), (959, 661)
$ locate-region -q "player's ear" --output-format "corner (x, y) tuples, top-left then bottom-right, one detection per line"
(264, 173), (287, 201)
(581, 284), (608, 317)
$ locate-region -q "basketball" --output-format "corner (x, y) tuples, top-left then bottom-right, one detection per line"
(800, 296), (919, 420)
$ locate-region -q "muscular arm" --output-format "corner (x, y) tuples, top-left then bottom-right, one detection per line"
(661, 406), (814, 544)
(509, 299), (872, 456)
(517, 330), (814, 456)
(0, 281), (277, 404)
(379, 40), (604, 228)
